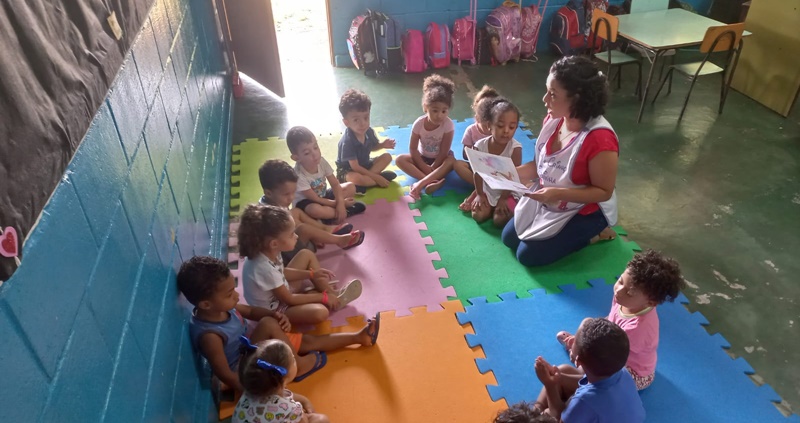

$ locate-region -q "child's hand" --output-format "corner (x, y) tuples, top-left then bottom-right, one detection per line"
(273, 311), (292, 332)
(344, 197), (356, 207)
(335, 204), (347, 224)
(495, 197), (510, 217)
(471, 193), (487, 212)
(375, 175), (390, 188)
(534, 356), (560, 387)
(314, 268), (336, 281)
(326, 293), (342, 310)
(382, 138), (396, 149)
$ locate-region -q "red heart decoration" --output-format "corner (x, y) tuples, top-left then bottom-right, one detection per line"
(0, 226), (18, 258)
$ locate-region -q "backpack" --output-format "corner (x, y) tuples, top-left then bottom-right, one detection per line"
(519, 0), (548, 59)
(584, 0), (609, 36)
(373, 11), (403, 72)
(452, 0), (477, 65)
(549, 0), (586, 56)
(402, 29), (427, 73)
(486, 2), (522, 65)
(425, 22), (451, 69)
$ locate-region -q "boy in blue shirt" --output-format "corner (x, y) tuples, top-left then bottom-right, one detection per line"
(533, 317), (645, 423)
(336, 89), (397, 191)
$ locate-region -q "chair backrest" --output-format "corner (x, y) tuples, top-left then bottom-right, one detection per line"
(591, 8), (619, 43)
(630, 0), (669, 14)
(700, 23), (745, 53)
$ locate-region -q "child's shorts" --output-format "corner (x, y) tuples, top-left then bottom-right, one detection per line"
(285, 332), (303, 352)
(421, 150), (454, 166)
(626, 366), (654, 390)
(295, 190), (335, 211)
(336, 159), (375, 183)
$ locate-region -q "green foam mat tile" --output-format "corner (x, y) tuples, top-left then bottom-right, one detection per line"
(229, 128), (405, 217)
(409, 190), (642, 303)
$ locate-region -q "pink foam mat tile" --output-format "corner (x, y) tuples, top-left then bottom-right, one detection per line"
(315, 197), (455, 326)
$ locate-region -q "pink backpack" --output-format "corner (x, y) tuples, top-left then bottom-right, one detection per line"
(425, 22), (451, 69)
(402, 29), (427, 73)
(451, 0), (477, 65)
(520, 0), (548, 59)
(486, 3), (522, 65)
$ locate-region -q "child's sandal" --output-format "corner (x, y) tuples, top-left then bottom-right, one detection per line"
(342, 230), (365, 250)
(332, 222), (353, 235)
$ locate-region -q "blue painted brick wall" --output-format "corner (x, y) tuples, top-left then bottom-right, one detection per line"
(0, 0), (231, 421)
(330, 0), (711, 67)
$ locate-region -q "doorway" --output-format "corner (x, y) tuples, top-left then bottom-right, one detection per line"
(273, 0), (342, 130)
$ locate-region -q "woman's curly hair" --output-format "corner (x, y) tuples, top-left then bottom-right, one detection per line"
(237, 204), (292, 259)
(628, 249), (686, 304)
(422, 74), (456, 108)
(550, 56), (609, 122)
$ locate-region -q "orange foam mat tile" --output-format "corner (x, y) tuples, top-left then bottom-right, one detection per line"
(291, 300), (506, 423)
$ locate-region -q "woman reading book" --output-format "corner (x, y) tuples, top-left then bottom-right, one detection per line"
(502, 56), (619, 266)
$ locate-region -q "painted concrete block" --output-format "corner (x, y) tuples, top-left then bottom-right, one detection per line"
(102, 326), (148, 423)
(175, 96), (196, 169)
(163, 0), (186, 38)
(4, 181), (98, 377)
(121, 145), (160, 253)
(142, 292), (185, 422)
(129, 240), (170, 362)
(108, 58), (148, 161)
(152, 186), (179, 267)
(170, 30), (191, 91)
(87, 205), (142, 348)
(162, 57), (184, 135)
(166, 130), (189, 209)
(69, 103), (129, 247)
(150, 2), (173, 66)
(133, 18), (165, 107)
(170, 329), (202, 422)
(40, 304), (114, 422)
(0, 305), (49, 422)
(144, 90), (173, 180)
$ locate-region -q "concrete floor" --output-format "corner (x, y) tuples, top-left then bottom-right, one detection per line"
(231, 4), (800, 414)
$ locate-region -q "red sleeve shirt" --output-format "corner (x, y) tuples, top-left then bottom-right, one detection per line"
(543, 117), (619, 215)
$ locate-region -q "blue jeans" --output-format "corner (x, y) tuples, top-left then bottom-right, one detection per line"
(502, 210), (609, 266)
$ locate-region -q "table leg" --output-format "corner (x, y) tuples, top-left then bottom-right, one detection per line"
(637, 49), (668, 123)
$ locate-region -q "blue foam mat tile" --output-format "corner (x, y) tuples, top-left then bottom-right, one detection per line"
(458, 280), (797, 422)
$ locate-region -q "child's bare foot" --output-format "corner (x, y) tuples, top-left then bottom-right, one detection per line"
(409, 182), (424, 200)
(459, 192), (477, 212)
(357, 313), (381, 346)
(590, 226), (617, 244)
(425, 179), (445, 195)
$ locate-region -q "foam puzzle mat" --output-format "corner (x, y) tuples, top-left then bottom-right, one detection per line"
(378, 119), (537, 197)
(225, 123), (798, 422)
(291, 301), (505, 423)
(410, 190), (642, 301)
(456, 280), (799, 423)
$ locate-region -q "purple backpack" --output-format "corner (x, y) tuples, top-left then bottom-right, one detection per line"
(486, 2), (522, 65)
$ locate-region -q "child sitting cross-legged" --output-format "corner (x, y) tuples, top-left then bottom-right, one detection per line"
(239, 203), (364, 326)
(533, 317), (645, 423)
(259, 159), (365, 254)
(556, 250), (685, 390)
(286, 126), (366, 223)
(234, 338), (329, 423)
(177, 256), (380, 392)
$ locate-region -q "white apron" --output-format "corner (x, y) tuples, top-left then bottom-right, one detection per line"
(514, 116), (618, 241)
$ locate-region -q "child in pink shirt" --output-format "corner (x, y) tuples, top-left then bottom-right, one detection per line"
(557, 250), (685, 390)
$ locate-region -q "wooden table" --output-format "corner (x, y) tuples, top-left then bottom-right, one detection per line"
(616, 8), (749, 123)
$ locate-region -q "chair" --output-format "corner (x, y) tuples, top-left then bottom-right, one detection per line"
(651, 23), (745, 122)
(589, 9), (643, 99)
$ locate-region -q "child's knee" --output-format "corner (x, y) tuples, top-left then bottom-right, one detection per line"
(310, 306), (329, 323)
(472, 209), (490, 223)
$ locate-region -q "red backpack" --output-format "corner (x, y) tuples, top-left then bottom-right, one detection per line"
(549, 0), (586, 56)
(425, 22), (451, 69)
(451, 0), (477, 65)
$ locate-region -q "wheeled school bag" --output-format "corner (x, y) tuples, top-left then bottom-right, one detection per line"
(402, 29), (427, 73)
(425, 22), (451, 69)
(347, 10), (400, 76)
(549, 0), (586, 56)
(519, 0), (548, 59)
(452, 0), (477, 65)
(475, 27), (495, 65)
(486, 1), (522, 65)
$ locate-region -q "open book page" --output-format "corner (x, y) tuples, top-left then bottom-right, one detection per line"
(465, 148), (537, 195)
